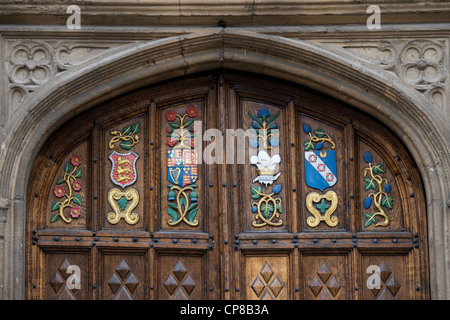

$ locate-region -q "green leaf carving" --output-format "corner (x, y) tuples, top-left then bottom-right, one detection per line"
(50, 213), (59, 223)
(64, 162), (72, 173)
(168, 203), (179, 210)
(251, 186), (262, 199)
(169, 122), (180, 129)
(56, 178), (65, 185)
(382, 195), (394, 209)
(372, 163), (386, 174)
(248, 112), (263, 127)
(261, 204), (274, 218)
(184, 120), (194, 128)
(364, 178), (377, 191)
(364, 213), (375, 227)
(187, 202), (198, 211)
(188, 208), (198, 223)
(276, 202), (282, 213)
(168, 208), (178, 221)
(118, 196), (128, 211)
(266, 111), (280, 125)
(119, 141), (132, 150)
(314, 128), (326, 138)
(131, 122), (140, 134)
(122, 125), (132, 134)
(51, 201), (61, 212)
(304, 140), (315, 151)
(72, 195), (82, 205)
(73, 168), (82, 178)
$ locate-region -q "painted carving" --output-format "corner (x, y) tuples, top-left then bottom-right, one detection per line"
(363, 151), (394, 227)
(303, 124), (339, 228)
(303, 124), (337, 191)
(249, 108), (283, 228)
(167, 150), (199, 227)
(250, 151), (281, 187)
(166, 107), (199, 227)
(166, 106), (197, 149)
(109, 122), (140, 150)
(305, 191), (339, 228)
(248, 108), (280, 150)
(251, 184), (283, 227)
(109, 151), (139, 188)
(107, 188), (140, 225)
(50, 155), (83, 224)
(107, 122), (141, 225)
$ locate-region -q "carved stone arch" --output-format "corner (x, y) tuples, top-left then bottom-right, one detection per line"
(0, 29), (448, 299)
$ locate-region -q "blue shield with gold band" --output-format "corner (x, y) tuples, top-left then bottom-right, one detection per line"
(167, 149), (198, 187)
(304, 150), (337, 191)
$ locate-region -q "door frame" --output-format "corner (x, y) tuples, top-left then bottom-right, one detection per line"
(0, 30), (447, 299)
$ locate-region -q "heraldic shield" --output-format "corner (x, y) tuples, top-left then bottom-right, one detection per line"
(167, 149), (198, 187)
(109, 151), (139, 188)
(304, 150), (337, 191)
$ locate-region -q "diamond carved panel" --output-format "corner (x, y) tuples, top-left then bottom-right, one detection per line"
(250, 261), (285, 300)
(48, 257), (77, 300)
(369, 260), (402, 300)
(163, 260), (197, 300)
(308, 261), (342, 300)
(107, 258), (139, 300)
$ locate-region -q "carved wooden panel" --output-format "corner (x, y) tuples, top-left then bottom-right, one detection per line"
(45, 141), (89, 229)
(240, 100), (287, 231)
(302, 253), (349, 300)
(159, 101), (204, 231)
(157, 253), (204, 300)
(102, 115), (146, 230)
(44, 251), (89, 300)
(358, 139), (403, 230)
(299, 115), (345, 231)
(244, 255), (289, 300)
(361, 254), (409, 300)
(101, 251), (146, 300)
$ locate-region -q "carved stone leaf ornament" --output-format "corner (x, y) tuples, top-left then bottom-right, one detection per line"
(341, 39), (447, 110)
(6, 40), (121, 111)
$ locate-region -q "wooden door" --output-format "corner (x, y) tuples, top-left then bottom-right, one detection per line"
(26, 72), (429, 300)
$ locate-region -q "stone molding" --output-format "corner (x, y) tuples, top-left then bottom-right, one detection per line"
(0, 29), (448, 299)
(1, 1), (450, 25)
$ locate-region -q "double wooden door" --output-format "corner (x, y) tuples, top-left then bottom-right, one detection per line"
(26, 72), (429, 300)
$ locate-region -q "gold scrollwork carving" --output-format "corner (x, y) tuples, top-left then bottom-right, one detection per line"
(107, 187), (140, 225)
(109, 122), (140, 150)
(251, 187), (283, 228)
(167, 185), (199, 227)
(306, 191), (339, 228)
